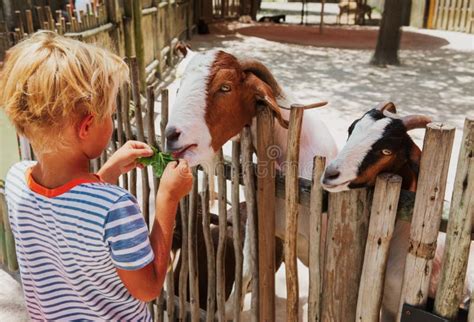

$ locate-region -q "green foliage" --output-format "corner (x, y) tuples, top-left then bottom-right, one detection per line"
(137, 147), (175, 178)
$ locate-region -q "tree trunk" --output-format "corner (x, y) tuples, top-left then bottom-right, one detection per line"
(370, 0), (405, 66)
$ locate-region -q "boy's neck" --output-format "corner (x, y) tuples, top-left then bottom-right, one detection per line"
(31, 151), (97, 189)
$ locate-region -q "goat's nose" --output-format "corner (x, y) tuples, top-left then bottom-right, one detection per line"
(165, 126), (181, 143)
(323, 166), (341, 182)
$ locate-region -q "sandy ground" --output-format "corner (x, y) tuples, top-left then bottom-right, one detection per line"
(1, 23), (473, 321)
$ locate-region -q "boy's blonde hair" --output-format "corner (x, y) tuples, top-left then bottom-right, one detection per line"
(0, 31), (129, 155)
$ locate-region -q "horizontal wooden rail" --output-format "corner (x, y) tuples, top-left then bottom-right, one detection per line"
(124, 131), (461, 238)
(65, 22), (115, 39)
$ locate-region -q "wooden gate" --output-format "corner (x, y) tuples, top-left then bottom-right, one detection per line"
(427, 0), (474, 33)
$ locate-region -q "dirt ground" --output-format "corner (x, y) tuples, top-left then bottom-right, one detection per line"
(237, 24), (450, 50)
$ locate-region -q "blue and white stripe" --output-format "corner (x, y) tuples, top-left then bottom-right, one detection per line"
(5, 161), (154, 321)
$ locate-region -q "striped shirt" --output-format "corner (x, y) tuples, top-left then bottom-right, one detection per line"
(5, 161), (154, 321)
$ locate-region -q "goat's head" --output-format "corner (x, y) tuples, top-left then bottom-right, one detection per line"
(321, 102), (432, 192)
(165, 50), (286, 167)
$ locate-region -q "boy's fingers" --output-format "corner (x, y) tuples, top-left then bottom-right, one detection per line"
(127, 141), (153, 155)
(167, 161), (178, 169)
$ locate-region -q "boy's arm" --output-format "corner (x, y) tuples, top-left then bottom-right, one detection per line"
(116, 160), (192, 302)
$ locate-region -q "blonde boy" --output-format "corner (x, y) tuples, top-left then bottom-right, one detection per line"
(0, 31), (192, 320)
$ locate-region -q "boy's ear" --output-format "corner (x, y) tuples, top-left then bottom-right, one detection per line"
(78, 115), (95, 140)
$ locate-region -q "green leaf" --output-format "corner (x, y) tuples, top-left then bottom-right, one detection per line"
(137, 147), (175, 178)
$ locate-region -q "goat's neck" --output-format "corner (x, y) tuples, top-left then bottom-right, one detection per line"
(394, 162), (418, 192)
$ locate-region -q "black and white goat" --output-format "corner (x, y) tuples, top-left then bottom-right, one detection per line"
(321, 102), (473, 322)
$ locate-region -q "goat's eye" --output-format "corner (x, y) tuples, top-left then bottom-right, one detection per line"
(220, 84), (231, 92)
(381, 149), (392, 156)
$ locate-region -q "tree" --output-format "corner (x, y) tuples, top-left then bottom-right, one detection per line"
(370, 0), (405, 66)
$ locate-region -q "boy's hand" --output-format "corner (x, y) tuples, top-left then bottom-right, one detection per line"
(158, 159), (193, 202)
(98, 141), (153, 184)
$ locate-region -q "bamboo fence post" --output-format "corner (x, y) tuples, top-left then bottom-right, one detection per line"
(0, 185), (7, 266)
(257, 106), (276, 322)
(179, 197), (189, 322)
(188, 168), (200, 321)
(308, 156), (326, 322)
(124, 0), (135, 58)
(160, 89), (169, 152)
(146, 86), (159, 193)
(232, 140), (243, 322)
(200, 171), (216, 322)
(132, 0), (146, 90)
(434, 117), (473, 319)
(121, 82), (137, 196)
(116, 91), (128, 189)
(321, 188), (371, 322)
(284, 104), (305, 322)
(0, 191), (17, 272)
(130, 57), (150, 225)
(356, 173), (402, 322)
(241, 126), (259, 322)
(216, 149), (227, 321)
(397, 123), (455, 319)
(15, 11), (24, 36)
(25, 10), (34, 34)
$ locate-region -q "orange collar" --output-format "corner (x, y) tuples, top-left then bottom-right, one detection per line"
(25, 167), (103, 198)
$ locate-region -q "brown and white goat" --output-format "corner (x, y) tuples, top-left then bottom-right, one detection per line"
(321, 102), (473, 322)
(165, 49), (337, 315)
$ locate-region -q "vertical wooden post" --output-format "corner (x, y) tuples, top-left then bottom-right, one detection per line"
(232, 140), (243, 322)
(308, 156), (325, 322)
(132, 0), (146, 90)
(356, 173), (402, 322)
(284, 105), (304, 322)
(178, 197), (189, 322)
(130, 57), (150, 225)
(200, 171), (216, 322)
(146, 86), (158, 192)
(257, 106), (276, 322)
(160, 89), (169, 152)
(0, 187), (8, 266)
(124, 0), (135, 58)
(398, 123), (455, 319)
(0, 191), (17, 272)
(321, 188), (371, 322)
(241, 126), (259, 322)
(188, 168), (200, 321)
(319, 0), (325, 33)
(216, 149), (227, 321)
(120, 83), (137, 196)
(434, 117), (473, 319)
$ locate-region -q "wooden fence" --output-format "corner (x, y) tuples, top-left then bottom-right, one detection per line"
(0, 0), (195, 86)
(427, 0), (474, 33)
(1, 4), (473, 319)
(0, 45), (473, 321)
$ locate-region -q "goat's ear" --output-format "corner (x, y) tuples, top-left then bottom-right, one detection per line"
(174, 41), (191, 57)
(376, 101), (397, 113)
(244, 72), (289, 129)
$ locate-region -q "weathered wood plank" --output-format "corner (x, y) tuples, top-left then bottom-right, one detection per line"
(284, 105), (304, 322)
(398, 123), (455, 318)
(241, 126), (259, 322)
(232, 141), (243, 322)
(216, 150), (227, 322)
(356, 173), (402, 322)
(434, 117), (473, 319)
(321, 188), (371, 322)
(308, 156), (326, 322)
(257, 106), (276, 322)
(200, 171), (216, 322)
(188, 169), (200, 321)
